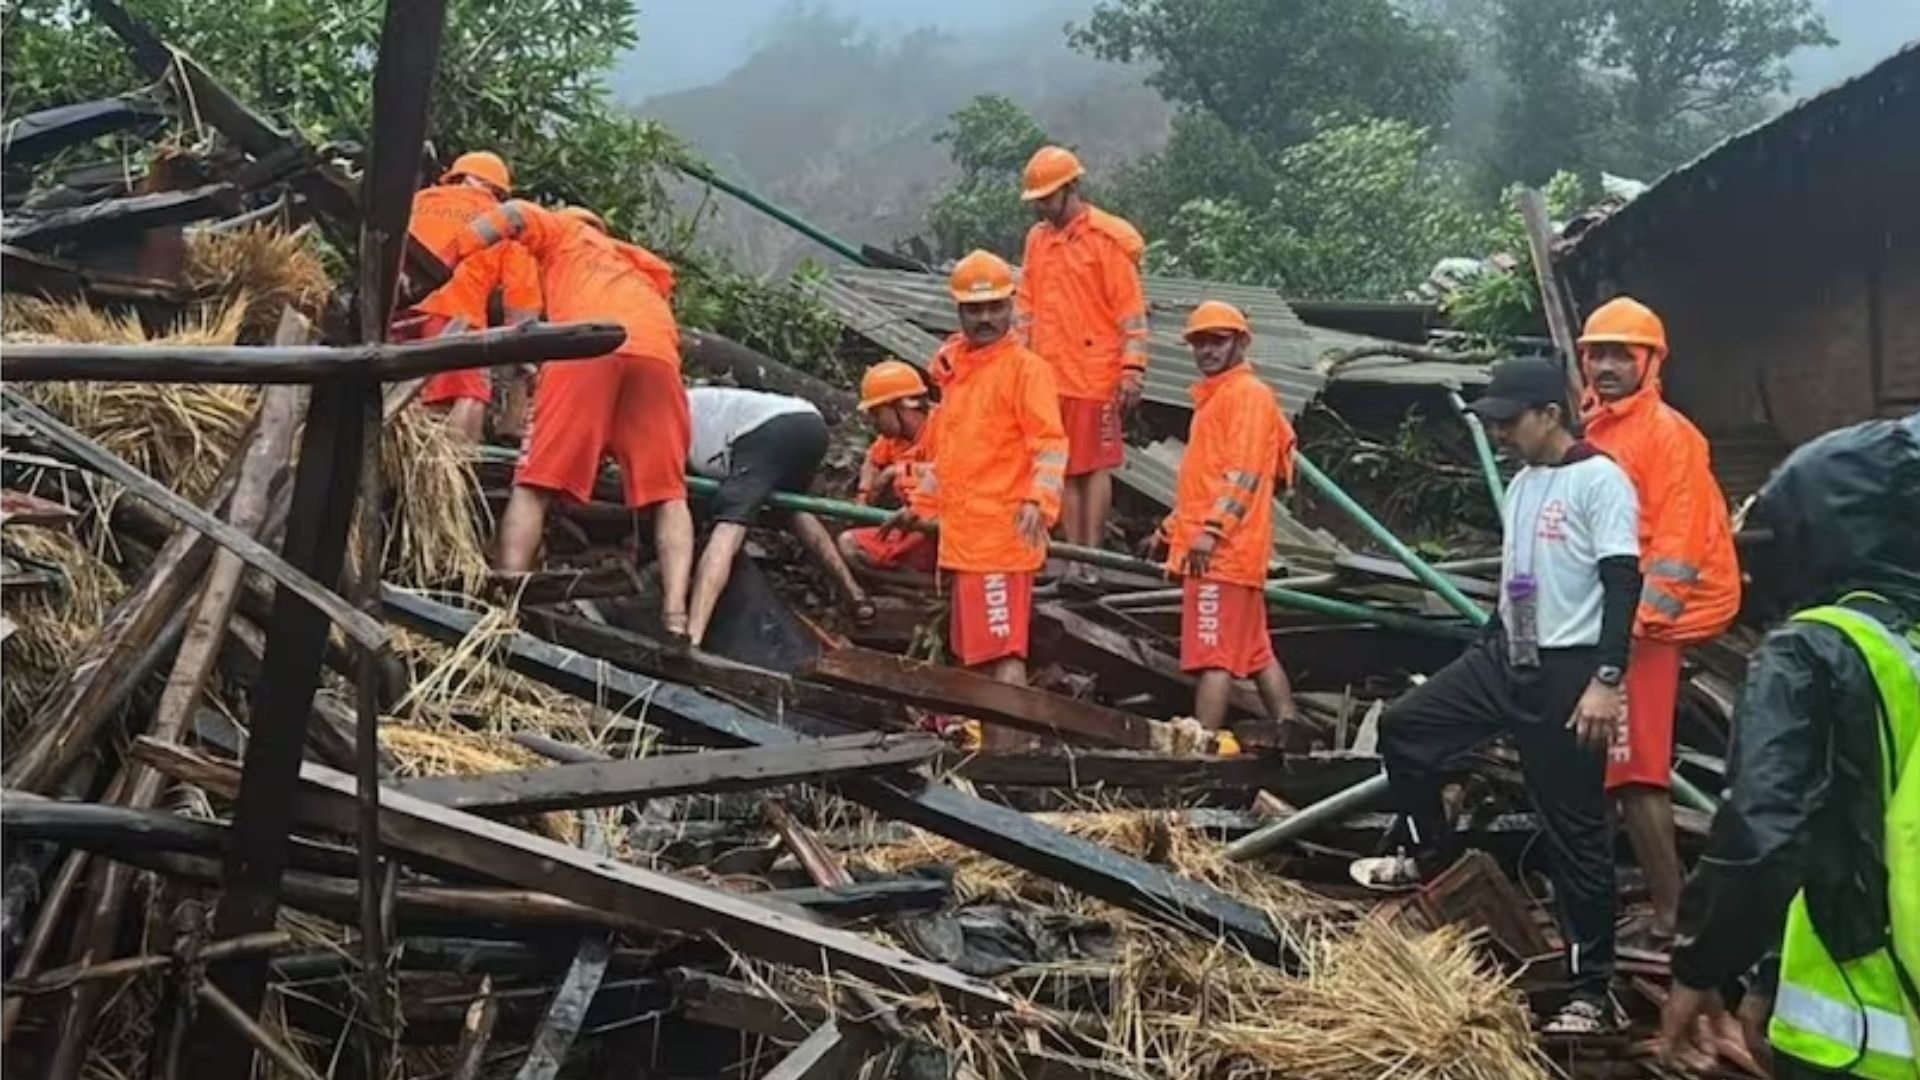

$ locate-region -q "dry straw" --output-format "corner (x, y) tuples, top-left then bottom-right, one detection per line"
(2, 522), (126, 733)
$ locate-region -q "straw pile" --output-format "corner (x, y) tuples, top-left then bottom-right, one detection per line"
(2, 522), (126, 733)
(181, 224), (332, 344)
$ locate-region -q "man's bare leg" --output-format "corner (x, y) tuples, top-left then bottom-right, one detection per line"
(1252, 659), (1298, 723)
(1061, 475), (1088, 545)
(495, 485), (554, 573)
(1193, 670), (1233, 730)
(652, 498), (694, 636)
(976, 656), (1030, 752)
(790, 511), (869, 610)
(1084, 468), (1113, 549)
(1619, 785), (1684, 938)
(686, 521), (747, 648)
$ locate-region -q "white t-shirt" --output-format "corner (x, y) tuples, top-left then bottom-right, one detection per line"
(686, 387), (820, 477)
(1498, 452), (1640, 649)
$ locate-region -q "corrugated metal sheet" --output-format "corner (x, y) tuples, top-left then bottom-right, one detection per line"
(808, 277), (946, 366)
(1114, 439), (1347, 572)
(1327, 357), (1493, 389)
(828, 267), (1394, 417)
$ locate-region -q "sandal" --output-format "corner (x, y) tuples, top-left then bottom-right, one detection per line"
(1348, 853), (1423, 892)
(1542, 997), (1614, 1035)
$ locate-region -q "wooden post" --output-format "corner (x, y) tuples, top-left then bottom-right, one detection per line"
(1515, 187), (1585, 407)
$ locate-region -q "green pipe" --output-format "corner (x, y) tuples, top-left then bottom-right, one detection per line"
(1670, 770), (1719, 815)
(675, 161), (870, 266)
(1448, 390), (1506, 513)
(1294, 452), (1489, 626)
(683, 476), (1474, 641)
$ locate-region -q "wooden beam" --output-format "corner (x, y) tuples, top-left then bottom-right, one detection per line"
(1, 388), (385, 649)
(135, 741), (1022, 1015)
(761, 1021), (883, 1080)
(0, 322), (626, 384)
(681, 328), (859, 423)
(1036, 603), (1268, 717)
(672, 968), (819, 1042)
(393, 734), (941, 815)
(514, 825), (612, 1080)
(1, 183), (239, 247)
(381, 588), (1294, 967)
(806, 644), (1160, 749)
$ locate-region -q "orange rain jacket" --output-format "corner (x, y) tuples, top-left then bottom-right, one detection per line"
(1016, 205), (1148, 402)
(409, 185), (542, 328)
(858, 420), (933, 508)
(1163, 365), (1296, 589)
(915, 334), (1067, 573)
(448, 200), (679, 365)
(1581, 348), (1740, 643)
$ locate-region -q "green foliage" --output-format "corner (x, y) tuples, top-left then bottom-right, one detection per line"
(675, 259), (850, 385)
(1442, 171), (1591, 341)
(1150, 117), (1497, 300)
(1489, 0), (1832, 184)
(1105, 111), (1275, 237)
(1069, 0), (1464, 155)
(925, 94), (1051, 259)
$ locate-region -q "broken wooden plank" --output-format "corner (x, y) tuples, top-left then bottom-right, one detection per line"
(761, 879), (949, 919)
(761, 1020), (884, 1080)
(135, 740), (1022, 1015)
(515, 824), (613, 1080)
(2, 183), (240, 247)
(1, 322), (626, 385)
(1036, 603), (1268, 717)
(382, 588), (1293, 966)
(394, 734), (941, 815)
(806, 645), (1160, 750)
(449, 976), (500, 1080)
(673, 968), (820, 1042)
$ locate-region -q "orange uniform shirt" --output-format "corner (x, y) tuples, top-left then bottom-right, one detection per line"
(917, 335), (1067, 573)
(1581, 350), (1739, 644)
(450, 200), (680, 366)
(1016, 205), (1148, 401)
(1163, 365), (1296, 589)
(408, 185), (541, 328)
(858, 424), (932, 508)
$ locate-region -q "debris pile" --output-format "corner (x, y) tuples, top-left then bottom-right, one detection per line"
(1, 5), (1752, 1080)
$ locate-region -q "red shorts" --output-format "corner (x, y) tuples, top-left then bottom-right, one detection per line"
(1606, 638), (1683, 791)
(393, 312), (493, 407)
(1059, 396), (1123, 476)
(847, 527), (937, 573)
(948, 571), (1032, 668)
(1180, 578), (1275, 677)
(517, 353), (689, 509)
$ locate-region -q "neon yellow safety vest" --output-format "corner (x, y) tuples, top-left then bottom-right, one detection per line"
(1769, 597), (1920, 1079)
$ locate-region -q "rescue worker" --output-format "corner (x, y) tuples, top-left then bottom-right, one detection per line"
(445, 200), (694, 637)
(1142, 301), (1299, 732)
(1658, 415), (1920, 1079)
(839, 360), (938, 577)
(398, 150), (542, 439)
(1578, 296), (1741, 952)
(1015, 145), (1147, 575)
(1353, 357), (1641, 1036)
(886, 251), (1067, 713)
(683, 385), (873, 646)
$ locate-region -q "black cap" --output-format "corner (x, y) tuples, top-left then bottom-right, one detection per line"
(1468, 357), (1569, 421)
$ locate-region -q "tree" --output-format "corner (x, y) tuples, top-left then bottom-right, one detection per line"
(1068, 0), (1464, 155)
(1151, 117), (1496, 299)
(1489, 0), (1832, 184)
(1105, 111), (1275, 241)
(925, 93), (1051, 259)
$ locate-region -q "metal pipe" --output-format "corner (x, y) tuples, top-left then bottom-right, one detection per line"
(1448, 390), (1506, 513)
(1669, 770), (1719, 815)
(1226, 772), (1390, 862)
(681, 477), (1475, 641)
(675, 161), (870, 266)
(1293, 452), (1489, 626)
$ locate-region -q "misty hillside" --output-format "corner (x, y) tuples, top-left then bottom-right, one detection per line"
(632, 5), (1170, 273)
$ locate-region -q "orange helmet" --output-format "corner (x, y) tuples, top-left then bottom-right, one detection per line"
(1577, 296), (1667, 358)
(558, 205), (607, 234)
(1020, 145), (1085, 202)
(441, 151), (511, 195)
(859, 360), (929, 412)
(949, 250), (1016, 303)
(1183, 300), (1251, 340)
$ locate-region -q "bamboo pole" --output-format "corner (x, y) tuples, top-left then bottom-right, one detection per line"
(1448, 390), (1506, 512)
(675, 160), (870, 265)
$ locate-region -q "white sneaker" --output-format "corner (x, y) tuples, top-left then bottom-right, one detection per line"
(1348, 854), (1422, 892)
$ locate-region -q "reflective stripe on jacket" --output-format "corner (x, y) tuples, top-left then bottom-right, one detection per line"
(1769, 600), (1920, 1079)
(918, 334), (1066, 573)
(409, 185), (543, 327)
(1581, 347), (1740, 642)
(1162, 365), (1295, 588)
(1016, 205), (1147, 401)
(451, 199), (679, 364)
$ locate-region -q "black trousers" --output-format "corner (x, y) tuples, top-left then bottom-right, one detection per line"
(1379, 635), (1616, 999)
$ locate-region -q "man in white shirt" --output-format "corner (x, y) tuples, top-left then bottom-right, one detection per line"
(1352, 357), (1642, 1035)
(684, 387), (869, 647)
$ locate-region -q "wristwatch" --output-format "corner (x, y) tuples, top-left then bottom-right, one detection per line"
(1595, 664), (1625, 688)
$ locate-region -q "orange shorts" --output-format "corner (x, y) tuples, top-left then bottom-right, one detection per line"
(392, 312), (493, 407)
(1180, 578), (1274, 677)
(517, 352), (688, 508)
(948, 570), (1032, 668)
(847, 527), (937, 573)
(1606, 638), (1682, 791)
(1059, 396), (1123, 476)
